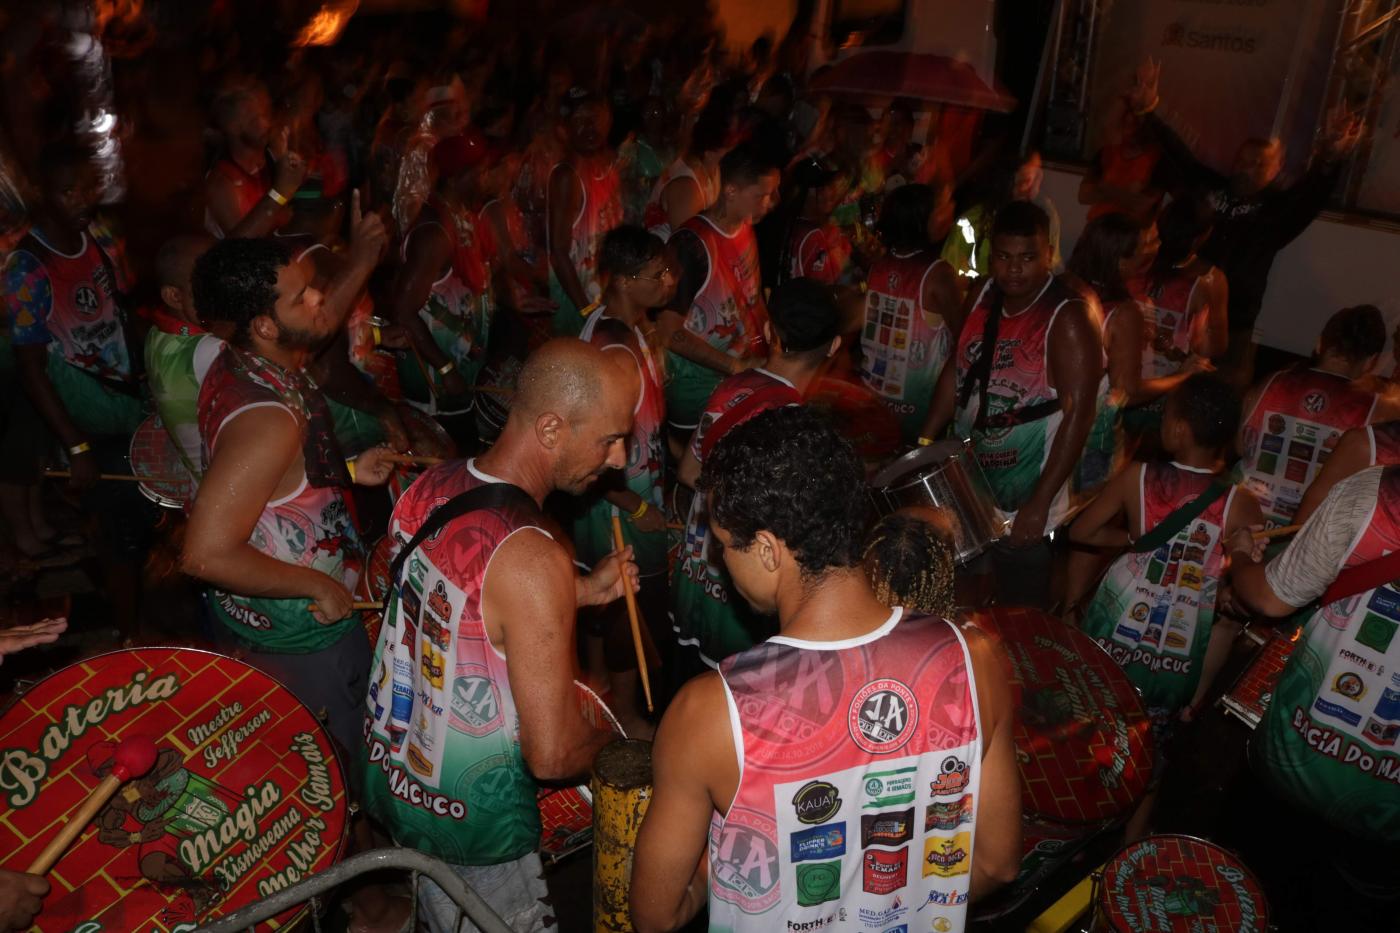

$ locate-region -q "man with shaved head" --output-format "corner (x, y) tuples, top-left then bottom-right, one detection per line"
(361, 338), (639, 931)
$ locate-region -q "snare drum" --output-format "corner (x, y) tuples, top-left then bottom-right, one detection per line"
(537, 681), (625, 860)
(967, 606), (1154, 823)
(358, 535), (395, 645)
(389, 407), (458, 501)
(473, 354), (522, 445)
(0, 647), (348, 932)
(1093, 834), (1269, 932)
(129, 415), (196, 510)
(872, 439), (1009, 564)
(1221, 625), (1302, 729)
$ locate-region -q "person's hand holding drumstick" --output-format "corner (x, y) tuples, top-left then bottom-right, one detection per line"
(576, 544), (640, 608)
(0, 870), (47, 932)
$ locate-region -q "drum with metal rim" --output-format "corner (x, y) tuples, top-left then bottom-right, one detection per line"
(388, 407), (458, 501)
(871, 439), (1008, 565)
(0, 647), (348, 931)
(129, 415), (197, 510)
(358, 535), (395, 646)
(1092, 834), (1269, 932)
(1220, 624), (1302, 729)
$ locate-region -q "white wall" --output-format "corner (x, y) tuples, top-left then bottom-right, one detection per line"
(1042, 164), (1400, 369)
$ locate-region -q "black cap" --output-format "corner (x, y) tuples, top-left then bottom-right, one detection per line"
(769, 277), (840, 352)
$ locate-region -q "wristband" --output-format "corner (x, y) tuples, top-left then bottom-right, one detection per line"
(68, 441), (92, 456)
(345, 457), (358, 483)
(129, 831), (143, 845)
(628, 500), (649, 521)
(917, 436), (934, 447)
(371, 324), (382, 347)
(267, 188), (290, 206)
(437, 360), (456, 376)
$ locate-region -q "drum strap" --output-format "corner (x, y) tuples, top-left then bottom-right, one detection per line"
(955, 287), (1003, 425)
(1321, 549), (1400, 606)
(699, 383), (802, 461)
(1130, 476), (1233, 554)
(387, 481), (544, 587)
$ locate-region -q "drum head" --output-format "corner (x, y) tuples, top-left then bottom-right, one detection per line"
(966, 607), (1154, 823)
(1098, 834), (1268, 932)
(805, 376), (902, 465)
(870, 439), (963, 489)
(401, 406), (457, 460)
(129, 415), (195, 509)
(0, 647), (349, 931)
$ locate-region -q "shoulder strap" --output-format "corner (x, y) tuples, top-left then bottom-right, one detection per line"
(1321, 549), (1400, 606)
(700, 382), (802, 461)
(387, 481), (544, 587)
(1130, 471), (1235, 554)
(955, 285), (1003, 426)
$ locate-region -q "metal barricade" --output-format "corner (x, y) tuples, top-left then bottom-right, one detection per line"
(194, 848), (512, 933)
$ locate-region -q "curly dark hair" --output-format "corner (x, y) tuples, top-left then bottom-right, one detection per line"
(192, 237), (291, 347)
(698, 406), (869, 578)
(598, 224), (664, 279)
(1320, 304), (1386, 365)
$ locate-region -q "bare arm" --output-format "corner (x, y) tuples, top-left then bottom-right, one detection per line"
(921, 357), (957, 441)
(1229, 559), (1298, 619)
(548, 165), (591, 310)
(1104, 301), (1145, 405)
(924, 261), (966, 339)
(1295, 428), (1370, 526)
(965, 628), (1022, 899)
(390, 225), (455, 373)
(657, 308), (743, 375)
(1069, 463), (1139, 548)
(1194, 268), (1229, 359)
(181, 407), (352, 622)
(14, 344), (85, 450)
(631, 672), (733, 933)
(487, 530), (615, 781)
(664, 175), (706, 233)
(318, 191), (387, 329)
(206, 173), (287, 239)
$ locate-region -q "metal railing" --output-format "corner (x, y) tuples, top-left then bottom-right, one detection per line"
(195, 848), (512, 933)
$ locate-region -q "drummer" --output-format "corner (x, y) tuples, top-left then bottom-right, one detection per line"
(181, 237), (396, 764)
(1295, 419), (1400, 525)
(632, 407), (1020, 933)
(863, 508), (958, 619)
(924, 201), (1104, 608)
(361, 339), (636, 931)
(1228, 466), (1400, 929)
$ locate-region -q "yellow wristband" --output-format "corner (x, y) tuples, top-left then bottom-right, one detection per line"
(628, 500), (649, 521)
(267, 188), (289, 206)
(346, 458), (357, 483)
(917, 436), (935, 447)
(437, 360), (456, 376)
(371, 324), (382, 347)
(69, 441), (92, 456)
(128, 831), (142, 844)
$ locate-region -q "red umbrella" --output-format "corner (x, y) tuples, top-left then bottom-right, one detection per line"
(811, 51), (1016, 113)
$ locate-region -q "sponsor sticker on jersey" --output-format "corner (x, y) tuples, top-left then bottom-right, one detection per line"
(1366, 587), (1400, 621)
(795, 860), (842, 907)
(1357, 614), (1398, 654)
(848, 679), (919, 754)
(924, 794), (974, 832)
(1331, 672), (1367, 702)
(790, 823), (846, 862)
(711, 807), (781, 914)
(1363, 717), (1399, 746)
(928, 755), (970, 797)
(792, 780), (842, 825)
(862, 765), (917, 808)
(922, 832), (971, 878)
(861, 849), (908, 897)
(860, 808), (914, 848)
(1375, 687), (1400, 721)
(1313, 697), (1362, 728)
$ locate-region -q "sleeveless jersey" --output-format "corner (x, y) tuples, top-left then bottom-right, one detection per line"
(1241, 368), (1377, 527)
(362, 459), (548, 865)
(198, 346), (363, 653)
(665, 215), (769, 428)
(1080, 462), (1238, 711)
(547, 159), (624, 335)
(787, 219), (848, 286)
(396, 202), (493, 416)
(953, 277), (1080, 530)
(143, 308), (222, 478)
(673, 369), (799, 667)
(346, 292), (402, 403)
(1137, 267), (1205, 380)
(1255, 466), (1400, 843)
(1369, 421), (1400, 466)
(710, 610), (982, 933)
(1074, 300), (1126, 500)
(204, 157), (284, 238)
(643, 158), (717, 240)
(861, 250), (952, 444)
(572, 307), (668, 575)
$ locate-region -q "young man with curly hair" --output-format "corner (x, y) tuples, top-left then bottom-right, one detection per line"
(631, 406), (1021, 933)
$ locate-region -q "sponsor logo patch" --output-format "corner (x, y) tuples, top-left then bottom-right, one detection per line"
(862, 766), (917, 808)
(860, 808), (914, 848)
(848, 679), (919, 754)
(861, 849), (908, 896)
(922, 832), (972, 878)
(924, 794), (973, 832)
(795, 860), (842, 907)
(790, 823), (846, 863)
(792, 780), (842, 825)
(928, 755), (970, 797)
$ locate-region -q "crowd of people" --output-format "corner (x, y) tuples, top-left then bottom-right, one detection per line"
(0, 7), (1397, 933)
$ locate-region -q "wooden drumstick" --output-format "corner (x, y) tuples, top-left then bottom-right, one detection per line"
(28, 735), (158, 874)
(44, 470), (185, 484)
(1253, 524), (1301, 541)
(610, 512), (653, 713)
(308, 600), (384, 612)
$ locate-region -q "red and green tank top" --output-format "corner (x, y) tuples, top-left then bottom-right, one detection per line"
(665, 215), (770, 426)
(1080, 462), (1238, 712)
(953, 277), (1079, 529)
(1241, 368), (1377, 527)
(548, 159), (624, 334)
(1255, 466), (1400, 843)
(204, 157), (287, 238)
(1367, 421), (1400, 466)
(572, 307), (668, 575)
(1135, 266), (1206, 381)
(362, 459), (549, 865)
(861, 250), (951, 444)
(710, 610), (982, 933)
(197, 346), (363, 654)
(674, 369), (800, 667)
(397, 199), (493, 415)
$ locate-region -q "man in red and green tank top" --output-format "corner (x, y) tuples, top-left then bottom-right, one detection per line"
(362, 340), (637, 931)
(632, 407), (1021, 933)
(926, 201), (1104, 608)
(1231, 466), (1400, 926)
(671, 278), (842, 681)
(183, 238), (396, 765)
(661, 143), (780, 431)
(547, 91), (624, 337)
(1239, 304), (1396, 528)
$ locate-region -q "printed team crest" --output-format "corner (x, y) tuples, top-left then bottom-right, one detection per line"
(73, 283), (101, 319)
(449, 667), (505, 736)
(1303, 390), (1327, 415)
(886, 270), (901, 291)
(848, 679), (918, 754)
(710, 807), (781, 914)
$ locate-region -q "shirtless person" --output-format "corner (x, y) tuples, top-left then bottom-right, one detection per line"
(362, 340), (638, 931)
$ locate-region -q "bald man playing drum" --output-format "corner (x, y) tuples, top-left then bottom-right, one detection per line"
(361, 339), (640, 932)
